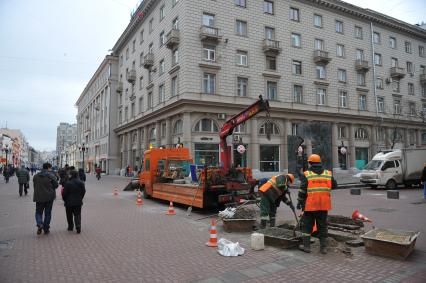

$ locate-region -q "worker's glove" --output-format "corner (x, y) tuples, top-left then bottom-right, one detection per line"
(296, 202), (303, 210)
(286, 201), (295, 211)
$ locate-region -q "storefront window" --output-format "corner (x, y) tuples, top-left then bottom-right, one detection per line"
(260, 145), (279, 172)
(233, 144), (247, 168)
(194, 143), (219, 166)
(355, 147), (368, 170)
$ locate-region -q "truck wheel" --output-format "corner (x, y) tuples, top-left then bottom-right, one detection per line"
(386, 179), (397, 190)
(142, 187), (151, 199)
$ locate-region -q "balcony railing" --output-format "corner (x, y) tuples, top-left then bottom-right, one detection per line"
(263, 39), (282, 54)
(126, 69), (136, 83)
(199, 25), (220, 42)
(116, 81), (123, 93)
(390, 67), (405, 78)
(355, 59), (370, 72)
(165, 29), (180, 49)
(313, 50), (331, 64)
(143, 53), (154, 69)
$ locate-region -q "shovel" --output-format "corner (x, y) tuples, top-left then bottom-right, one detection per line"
(186, 171), (202, 216)
(287, 190), (300, 237)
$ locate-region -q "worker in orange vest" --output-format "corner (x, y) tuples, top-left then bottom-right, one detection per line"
(259, 173), (295, 229)
(297, 154), (337, 254)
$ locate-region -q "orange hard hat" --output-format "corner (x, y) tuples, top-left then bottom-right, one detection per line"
(287, 173), (295, 184)
(308, 154), (321, 163)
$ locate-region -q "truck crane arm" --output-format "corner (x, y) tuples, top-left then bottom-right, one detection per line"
(219, 95), (270, 172)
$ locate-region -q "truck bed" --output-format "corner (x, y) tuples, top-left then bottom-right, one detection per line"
(403, 149), (426, 181)
(152, 183), (204, 208)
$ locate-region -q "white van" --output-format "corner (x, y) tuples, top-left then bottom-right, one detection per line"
(360, 149), (426, 189)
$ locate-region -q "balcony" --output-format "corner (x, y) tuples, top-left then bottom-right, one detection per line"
(199, 25), (221, 42)
(143, 53), (154, 69)
(165, 29), (180, 49)
(263, 39), (282, 55)
(420, 73), (426, 83)
(355, 60), (370, 72)
(126, 69), (136, 84)
(116, 81), (123, 93)
(390, 67), (405, 78)
(313, 50), (331, 64)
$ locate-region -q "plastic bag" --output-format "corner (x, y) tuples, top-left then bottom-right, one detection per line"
(218, 207), (236, 219)
(217, 238), (245, 257)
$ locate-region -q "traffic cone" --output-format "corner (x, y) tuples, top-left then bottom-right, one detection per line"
(206, 218), (218, 247)
(136, 191), (143, 205)
(352, 210), (372, 223)
(113, 188), (119, 196)
(312, 220), (317, 234)
(166, 201), (176, 215)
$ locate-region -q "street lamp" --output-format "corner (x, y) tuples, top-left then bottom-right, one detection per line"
(78, 142), (88, 171)
(1, 144), (10, 168)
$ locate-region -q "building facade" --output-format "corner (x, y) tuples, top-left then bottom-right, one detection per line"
(109, 0), (426, 174)
(56, 123), (77, 167)
(75, 55), (120, 174)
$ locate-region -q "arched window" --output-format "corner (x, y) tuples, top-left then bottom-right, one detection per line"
(173, 119), (183, 135)
(355, 128), (368, 139)
(234, 123), (246, 134)
(194, 118), (219, 132)
(259, 122), (280, 135)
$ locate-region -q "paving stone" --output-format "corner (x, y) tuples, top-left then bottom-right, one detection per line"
(258, 262), (286, 273)
(218, 271), (249, 283)
(239, 267), (269, 278)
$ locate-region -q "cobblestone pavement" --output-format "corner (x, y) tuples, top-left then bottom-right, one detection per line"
(0, 175), (425, 282)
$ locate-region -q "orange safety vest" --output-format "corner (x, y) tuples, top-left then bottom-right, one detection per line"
(259, 175), (284, 197)
(304, 170), (332, 211)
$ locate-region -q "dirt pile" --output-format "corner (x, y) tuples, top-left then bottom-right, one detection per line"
(232, 206), (256, 219)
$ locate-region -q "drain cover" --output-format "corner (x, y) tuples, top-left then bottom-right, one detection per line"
(371, 208), (396, 213)
(0, 240), (15, 250)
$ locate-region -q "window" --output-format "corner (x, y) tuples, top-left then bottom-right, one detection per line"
(203, 73), (216, 94)
(236, 50), (248, 66)
(338, 69), (347, 83)
(194, 144), (219, 166)
(138, 97), (143, 113)
(293, 85), (303, 103)
(408, 83), (414, 95)
(237, 77), (248, 97)
(374, 53), (382, 65)
(131, 103), (135, 118)
(120, 55), (123, 66)
(171, 76), (178, 97)
(419, 46), (425, 57)
(289, 7), (299, 21)
(159, 59), (165, 75)
(236, 20), (247, 36)
(158, 84), (165, 103)
(139, 52), (144, 67)
(159, 5), (165, 21)
(147, 92), (153, 109)
(338, 126), (346, 138)
(203, 44), (215, 61)
(377, 127), (385, 141)
(406, 61), (413, 74)
(194, 119), (219, 132)
(132, 39), (136, 53)
(149, 128), (156, 146)
(405, 41), (412, 53)
(172, 17), (179, 30)
(234, 123), (246, 133)
(335, 20), (343, 33)
(291, 33), (301, 47)
(118, 110), (122, 123)
(126, 48), (129, 60)
(139, 76), (143, 89)
(357, 72), (366, 86)
(376, 77), (383, 89)
(264, 1), (274, 14)
(338, 91), (347, 108)
(160, 31), (165, 46)
(355, 128), (368, 139)
(315, 39), (324, 50)
(235, 0), (246, 7)
(316, 65), (326, 79)
(314, 14), (322, 28)
(377, 97), (385, 113)
(265, 27), (275, 40)
(259, 122), (280, 135)
(336, 44), (345, 57)
(140, 30), (144, 44)
(172, 49), (179, 65)
(389, 37), (396, 49)
(392, 80), (400, 92)
(409, 102), (416, 116)
(373, 32), (381, 44)
(173, 120), (183, 135)
(394, 99), (401, 115)
(124, 107), (128, 121)
(267, 81), (277, 100)
(149, 43), (153, 53)
(423, 84), (426, 98)
(149, 18), (153, 33)
(291, 123), (299, 135)
(160, 123), (166, 138)
(259, 145), (279, 171)
(266, 56), (276, 70)
(202, 13), (215, 27)
(423, 132), (426, 145)
(391, 57), (398, 68)
(292, 60), (302, 75)
(355, 26), (363, 39)
(316, 88), (326, 105)
(355, 49), (364, 61)
(148, 69), (153, 83)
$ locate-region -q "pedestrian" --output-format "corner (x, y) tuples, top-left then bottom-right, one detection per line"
(62, 170), (86, 234)
(258, 173), (295, 229)
(125, 165), (130, 177)
(78, 168), (86, 182)
(3, 167), (10, 183)
(33, 162), (59, 235)
(16, 165), (30, 197)
(58, 164), (70, 186)
(297, 154), (337, 254)
(95, 166), (101, 180)
(422, 163), (426, 200)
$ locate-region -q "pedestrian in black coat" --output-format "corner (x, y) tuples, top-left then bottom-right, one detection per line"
(62, 170), (86, 233)
(78, 168), (86, 182)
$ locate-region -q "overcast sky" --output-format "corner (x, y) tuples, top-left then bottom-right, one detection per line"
(0, 0), (425, 151)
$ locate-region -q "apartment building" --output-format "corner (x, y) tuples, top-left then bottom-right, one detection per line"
(56, 123), (77, 167)
(75, 55), (120, 174)
(111, 0), (426, 173)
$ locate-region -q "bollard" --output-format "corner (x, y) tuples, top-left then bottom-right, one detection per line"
(387, 190), (399, 199)
(350, 188), (361, 195)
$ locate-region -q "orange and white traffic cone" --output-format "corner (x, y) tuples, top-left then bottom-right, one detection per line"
(136, 191), (143, 205)
(166, 201), (176, 215)
(113, 188), (119, 196)
(206, 218), (218, 247)
(352, 210), (372, 223)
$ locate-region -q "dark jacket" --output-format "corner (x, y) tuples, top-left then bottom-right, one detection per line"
(33, 170), (59, 202)
(16, 168), (30, 184)
(62, 178), (86, 207)
(58, 168), (70, 185)
(422, 167), (426, 182)
(298, 163), (338, 208)
(78, 169), (86, 182)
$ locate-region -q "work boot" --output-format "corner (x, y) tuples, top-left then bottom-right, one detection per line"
(298, 236), (311, 253)
(260, 220), (267, 229)
(320, 238), (328, 254)
(270, 217), (276, 227)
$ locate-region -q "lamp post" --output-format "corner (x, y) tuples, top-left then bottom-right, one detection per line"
(1, 144), (10, 168)
(78, 142), (88, 172)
